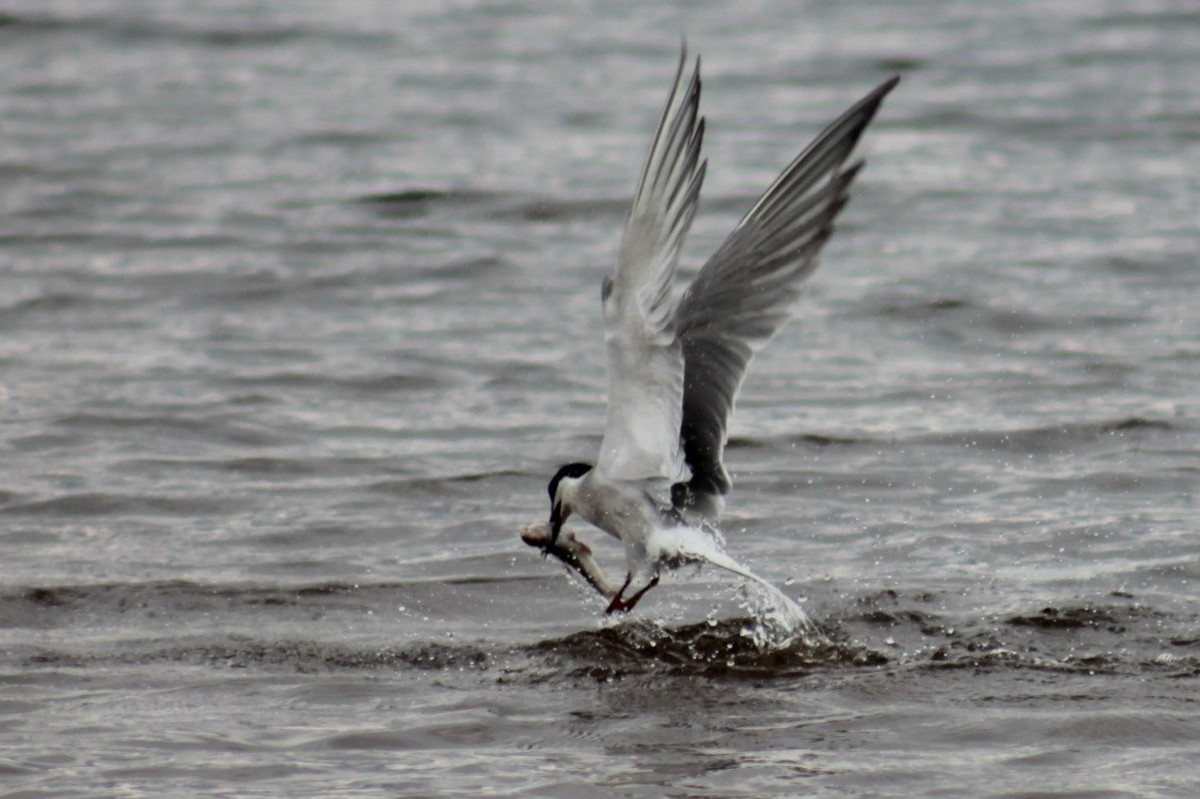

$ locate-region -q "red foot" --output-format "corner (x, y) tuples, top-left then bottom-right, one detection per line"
(604, 573), (660, 614)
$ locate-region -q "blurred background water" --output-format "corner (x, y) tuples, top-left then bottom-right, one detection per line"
(1, 1), (1198, 797)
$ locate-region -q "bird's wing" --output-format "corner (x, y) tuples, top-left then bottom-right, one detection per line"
(595, 47), (707, 481)
(673, 76), (899, 509)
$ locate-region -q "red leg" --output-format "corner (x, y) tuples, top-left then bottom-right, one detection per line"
(604, 574), (659, 614)
(604, 573), (633, 615)
(621, 574), (660, 612)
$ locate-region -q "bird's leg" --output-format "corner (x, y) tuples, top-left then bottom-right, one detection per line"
(622, 573), (660, 612)
(603, 573), (633, 614)
(604, 573), (660, 615)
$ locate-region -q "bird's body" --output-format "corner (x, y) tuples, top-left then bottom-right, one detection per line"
(554, 470), (678, 600)
(539, 48), (897, 613)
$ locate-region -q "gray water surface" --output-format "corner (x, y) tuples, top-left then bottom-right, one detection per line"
(2, 2), (1198, 797)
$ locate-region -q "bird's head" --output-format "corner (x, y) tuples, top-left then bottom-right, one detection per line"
(547, 462), (592, 544)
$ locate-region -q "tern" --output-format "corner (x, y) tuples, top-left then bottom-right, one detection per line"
(530, 48), (897, 614)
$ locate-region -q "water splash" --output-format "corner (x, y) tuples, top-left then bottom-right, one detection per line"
(735, 577), (818, 650)
(648, 525), (820, 649)
(523, 520), (821, 648)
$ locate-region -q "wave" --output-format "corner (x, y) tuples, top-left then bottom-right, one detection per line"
(729, 416), (1176, 455)
(913, 416), (1177, 453)
(7, 581), (1196, 681)
(52, 412), (284, 447)
(864, 294), (1144, 334)
(355, 188), (630, 223)
(0, 491), (249, 518)
(524, 618), (885, 681)
(0, 11), (391, 49)
(219, 371), (446, 393)
(25, 636), (490, 673)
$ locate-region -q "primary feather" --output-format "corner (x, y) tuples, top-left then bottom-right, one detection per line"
(598, 49), (897, 520)
(596, 46), (708, 482)
(674, 75), (900, 514)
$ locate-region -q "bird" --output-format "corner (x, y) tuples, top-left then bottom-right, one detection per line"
(539, 47), (897, 614)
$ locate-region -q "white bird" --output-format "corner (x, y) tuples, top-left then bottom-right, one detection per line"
(539, 48), (897, 614)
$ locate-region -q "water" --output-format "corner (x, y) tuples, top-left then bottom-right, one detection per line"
(2, 1), (1198, 796)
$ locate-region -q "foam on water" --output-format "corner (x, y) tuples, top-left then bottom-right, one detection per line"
(648, 524), (818, 647)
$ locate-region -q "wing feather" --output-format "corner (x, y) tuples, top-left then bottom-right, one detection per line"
(673, 76), (899, 512)
(595, 46), (708, 481)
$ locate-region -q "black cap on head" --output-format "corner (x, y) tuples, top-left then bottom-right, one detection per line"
(547, 462), (591, 545)
(547, 462), (592, 503)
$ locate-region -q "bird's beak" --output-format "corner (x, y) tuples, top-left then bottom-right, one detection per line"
(549, 502), (567, 545)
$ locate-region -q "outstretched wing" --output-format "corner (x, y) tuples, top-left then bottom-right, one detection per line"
(673, 76), (899, 513)
(595, 46), (708, 481)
